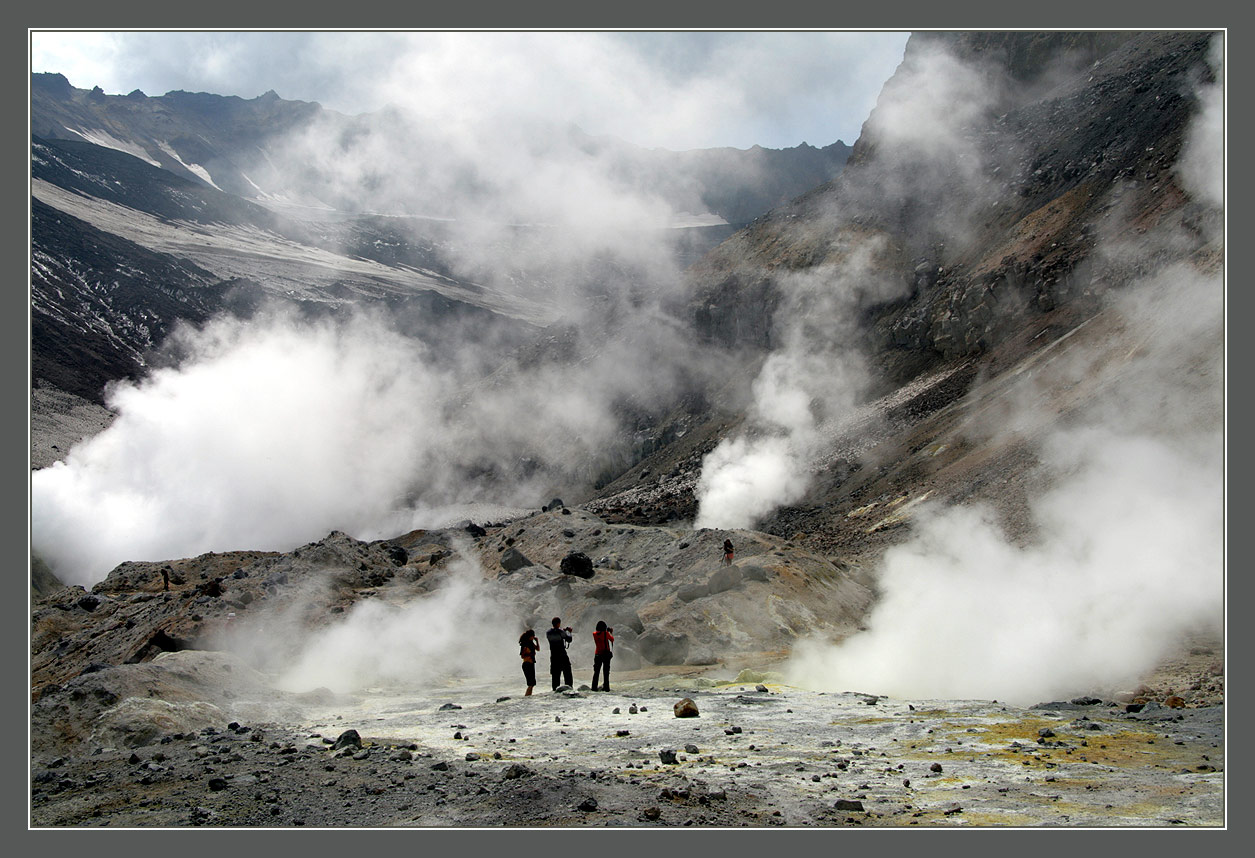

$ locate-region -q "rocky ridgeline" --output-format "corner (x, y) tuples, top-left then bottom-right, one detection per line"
(31, 507), (873, 724)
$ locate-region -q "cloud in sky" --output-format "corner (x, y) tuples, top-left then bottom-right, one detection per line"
(29, 30), (909, 150)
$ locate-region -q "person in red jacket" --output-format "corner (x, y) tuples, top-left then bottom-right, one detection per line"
(591, 620), (614, 692)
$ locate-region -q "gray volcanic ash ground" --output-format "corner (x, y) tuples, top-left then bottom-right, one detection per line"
(29, 648), (1223, 828)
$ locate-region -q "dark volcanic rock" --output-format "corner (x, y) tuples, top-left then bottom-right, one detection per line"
(559, 552), (594, 579)
(500, 547), (534, 572)
(331, 730), (362, 751)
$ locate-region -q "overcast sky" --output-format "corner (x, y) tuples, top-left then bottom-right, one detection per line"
(29, 30), (910, 151)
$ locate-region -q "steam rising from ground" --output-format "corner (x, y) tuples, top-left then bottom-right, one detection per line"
(784, 36), (1225, 704)
(271, 548), (519, 694)
(31, 304), (708, 585)
(694, 242), (900, 529)
(787, 264), (1224, 705)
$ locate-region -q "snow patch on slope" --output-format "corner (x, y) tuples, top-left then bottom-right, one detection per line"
(66, 128), (160, 166)
(156, 141), (222, 191)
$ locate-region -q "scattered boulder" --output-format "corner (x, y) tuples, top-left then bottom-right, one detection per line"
(464, 522), (487, 538)
(677, 582), (709, 602)
(659, 749), (678, 764)
(331, 730), (362, 751)
(578, 797), (598, 811)
(500, 548), (534, 572)
(501, 763), (533, 780)
(383, 545), (408, 566)
(612, 646), (643, 671)
(1166, 696), (1187, 709)
(834, 799), (864, 811)
(740, 565), (770, 582)
(707, 566), (742, 594)
(559, 552), (594, 579)
(636, 629), (690, 665)
(685, 647), (718, 666)
(674, 698), (700, 718)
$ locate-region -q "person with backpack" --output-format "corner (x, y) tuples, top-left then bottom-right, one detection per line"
(591, 620), (614, 692)
(518, 629), (540, 696)
(723, 538), (735, 566)
(546, 617), (573, 690)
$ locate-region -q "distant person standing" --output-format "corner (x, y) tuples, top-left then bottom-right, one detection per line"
(546, 617), (573, 690)
(723, 538), (734, 566)
(518, 629), (540, 697)
(591, 620), (614, 692)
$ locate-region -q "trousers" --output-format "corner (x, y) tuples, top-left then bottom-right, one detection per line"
(592, 652), (612, 691)
(550, 657), (572, 690)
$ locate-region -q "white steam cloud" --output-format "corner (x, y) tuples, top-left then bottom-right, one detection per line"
(32, 310), (450, 585)
(272, 548), (519, 694)
(692, 230), (913, 528)
(32, 302), (710, 586)
(783, 35), (1226, 704)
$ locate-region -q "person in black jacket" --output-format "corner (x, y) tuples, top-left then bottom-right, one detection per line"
(546, 617), (573, 690)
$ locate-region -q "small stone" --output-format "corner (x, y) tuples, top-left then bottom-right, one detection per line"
(628, 705), (638, 715)
(465, 752), (480, 762)
(207, 777), (228, 792)
(755, 684), (769, 693)
(930, 763), (943, 773)
(331, 730), (362, 751)
(684, 744), (699, 754)
(642, 807), (661, 821)
(674, 698), (700, 718)
(578, 797), (598, 811)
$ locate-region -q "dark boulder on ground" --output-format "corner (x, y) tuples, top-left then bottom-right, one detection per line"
(331, 729), (362, 751)
(559, 552), (594, 579)
(500, 547), (534, 572)
(674, 698), (700, 718)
